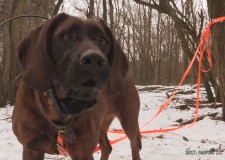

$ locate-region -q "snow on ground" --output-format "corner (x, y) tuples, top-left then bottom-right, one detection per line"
(0, 85), (225, 160)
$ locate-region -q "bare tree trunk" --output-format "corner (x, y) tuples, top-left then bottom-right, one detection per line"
(133, 0), (215, 101)
(154, 11), (162, 84)
(207, 0), (225, 120)
(102, 0), (107, 22)
(87, 0), (94, 18)
(2, 0), (25, 106)
(109, 0), (114, 31)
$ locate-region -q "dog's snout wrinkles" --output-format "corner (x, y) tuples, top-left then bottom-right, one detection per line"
(80, 52), (106, 72)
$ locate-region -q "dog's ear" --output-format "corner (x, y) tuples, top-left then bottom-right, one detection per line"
(113, 42), (129, 76)
(98, 20), (129, 94)
(98, 19), (115, 66)
(98, 20), (128, 74)
(107, 41), (129, 94)
(18, 13), (68, 92)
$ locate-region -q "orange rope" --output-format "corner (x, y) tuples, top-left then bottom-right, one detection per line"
(58, 16), (225, 156)
(105, 16), (225, 145)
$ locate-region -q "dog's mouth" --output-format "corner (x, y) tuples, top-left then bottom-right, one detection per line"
(50, 78), (101, 115)
(59, 96), (97, 115)
(52, 79), (99, 115)
(68, 79), (100, 101)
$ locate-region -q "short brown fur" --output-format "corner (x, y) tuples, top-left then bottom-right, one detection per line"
(12, 13), (141, 160)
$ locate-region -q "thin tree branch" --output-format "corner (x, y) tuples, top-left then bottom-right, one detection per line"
(133, 0), (198, 42)
(169, 0), (195, 32)
(52, 0), (63, 16)
(0, 15), (49, 27)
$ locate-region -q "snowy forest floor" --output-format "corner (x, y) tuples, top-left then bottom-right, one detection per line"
(0, 85), (225, 160)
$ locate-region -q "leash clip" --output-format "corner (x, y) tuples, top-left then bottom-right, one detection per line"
(57, 143), (69, 157)
(57, 131), (69, 157)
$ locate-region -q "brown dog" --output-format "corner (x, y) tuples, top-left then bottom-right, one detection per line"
(12, 13), (141, 160)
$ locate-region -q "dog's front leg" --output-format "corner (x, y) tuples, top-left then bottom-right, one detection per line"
(23, 148), (44, 160)
(68, 145), (94, 160)
(20, 132), (58, 156)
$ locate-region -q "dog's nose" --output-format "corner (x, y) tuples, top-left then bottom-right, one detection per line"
(80, 51), (107, 71)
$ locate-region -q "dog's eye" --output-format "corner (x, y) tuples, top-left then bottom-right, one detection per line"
(99, 37), (107, 45)
(63, 33), (72, 40)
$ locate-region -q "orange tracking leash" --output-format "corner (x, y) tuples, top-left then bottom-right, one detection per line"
(58, 16), (225, 156)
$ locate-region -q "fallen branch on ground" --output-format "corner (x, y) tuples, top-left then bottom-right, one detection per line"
(189, 103), (222, 108)
(175, 104), (190, 110)
(177, 112), (218, 126)
(0, 116), (12, 122)
(166, 90), (196, 98)
(138, 86), (161, 92)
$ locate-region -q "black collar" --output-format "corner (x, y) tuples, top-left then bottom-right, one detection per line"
(43, 89), (97, 145)
(44, 89), (97, 116)
(31, 83), (97, 145)
(44, 89), (97, 144)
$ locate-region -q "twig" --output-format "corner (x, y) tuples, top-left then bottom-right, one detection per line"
(0, 15), (49, 27)
(0, 116), (12, 121)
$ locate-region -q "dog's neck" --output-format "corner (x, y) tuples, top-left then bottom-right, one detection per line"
(44, 88), (97, 115)
(34, 88), (96, 130)
(34, 88), (97, 146)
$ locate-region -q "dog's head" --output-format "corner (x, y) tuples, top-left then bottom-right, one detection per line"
(18, 14), (115, 106)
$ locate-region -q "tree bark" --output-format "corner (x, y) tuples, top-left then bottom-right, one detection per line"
(102, 0), (107, 22)
(2, 0), (25, 106)
(87, 0), (94, 18)
(108, 0), (114, 31)
(207, 0), (225, 121)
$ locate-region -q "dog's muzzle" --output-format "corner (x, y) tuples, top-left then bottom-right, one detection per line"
(61, 51), (109, 101)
